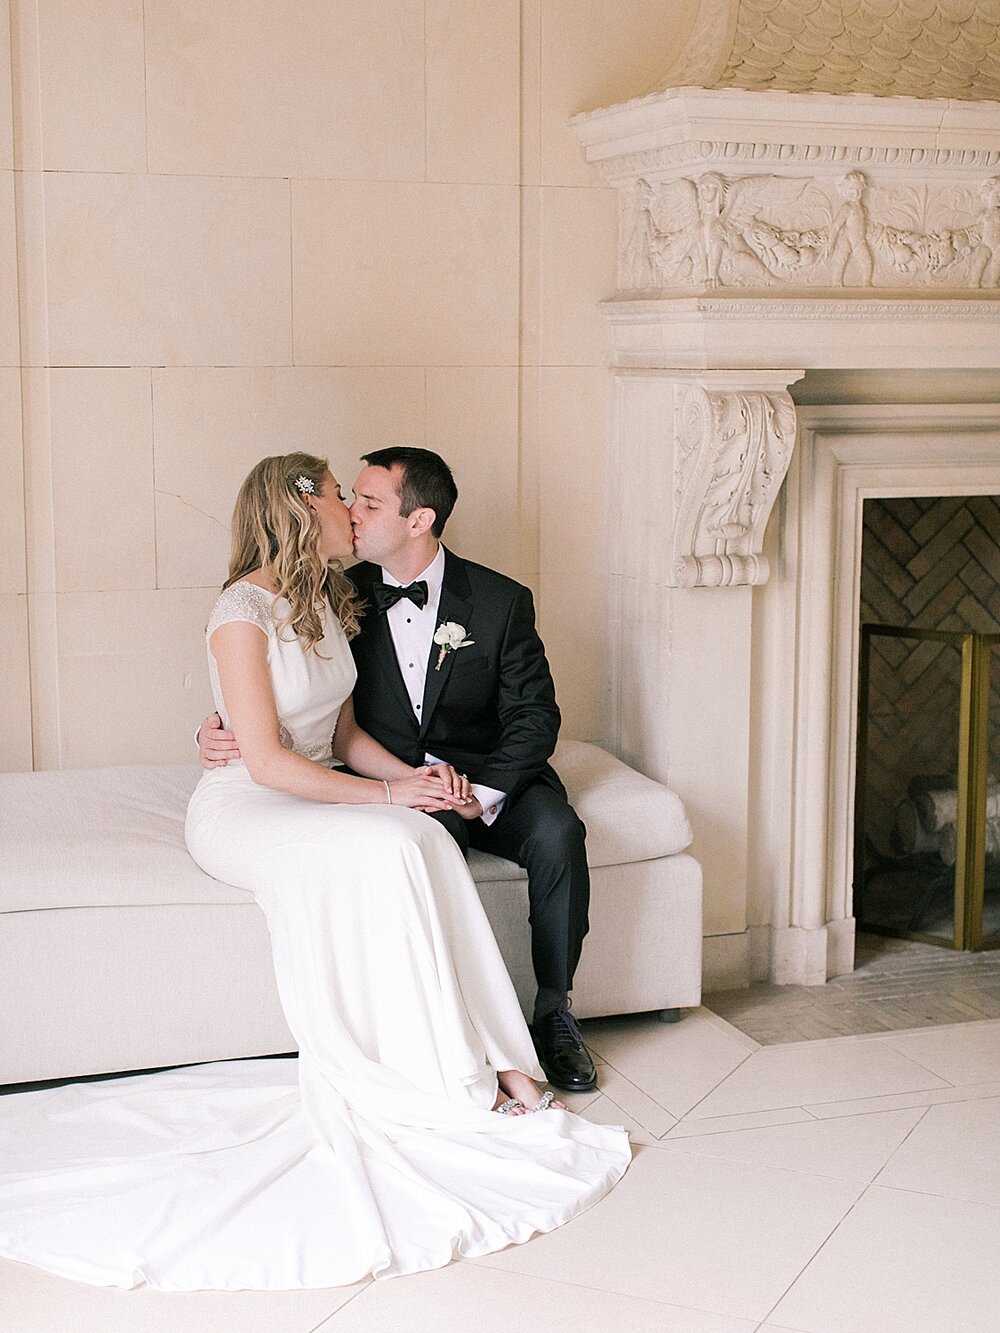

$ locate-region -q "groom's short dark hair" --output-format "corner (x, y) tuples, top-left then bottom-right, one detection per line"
(361, 447), (458, 538)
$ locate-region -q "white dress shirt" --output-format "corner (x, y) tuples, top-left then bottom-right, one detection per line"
(380, 545), (506, 825)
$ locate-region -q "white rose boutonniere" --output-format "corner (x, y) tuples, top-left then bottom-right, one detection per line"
(433, 621), (475, 671)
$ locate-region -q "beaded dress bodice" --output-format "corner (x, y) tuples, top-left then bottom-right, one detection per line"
(206, 581), (357, 766)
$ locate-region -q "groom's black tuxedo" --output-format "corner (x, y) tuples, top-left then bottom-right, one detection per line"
(346, 549), (564, 806)
(345, 548), (589, 1009)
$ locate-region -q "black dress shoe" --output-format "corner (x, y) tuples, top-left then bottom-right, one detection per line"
(530, 1006), (597, 1093)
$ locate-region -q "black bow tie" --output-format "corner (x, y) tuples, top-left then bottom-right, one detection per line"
(373, 579), (429, 613)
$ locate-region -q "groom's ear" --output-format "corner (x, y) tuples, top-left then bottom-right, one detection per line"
(408, 506), (437, 538)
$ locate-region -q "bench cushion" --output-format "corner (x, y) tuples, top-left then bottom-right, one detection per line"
(0, 740), (692, 912)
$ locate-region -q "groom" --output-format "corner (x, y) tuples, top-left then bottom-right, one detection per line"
(200, 448), (597, 1093)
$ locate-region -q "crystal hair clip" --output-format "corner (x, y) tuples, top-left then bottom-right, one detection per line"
(294, 475), (316, 495)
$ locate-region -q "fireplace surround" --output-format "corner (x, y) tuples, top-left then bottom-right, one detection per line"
(573, 65), (1000, 986)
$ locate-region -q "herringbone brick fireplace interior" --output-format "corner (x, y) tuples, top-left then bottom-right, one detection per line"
(858, 495), (1000, 946)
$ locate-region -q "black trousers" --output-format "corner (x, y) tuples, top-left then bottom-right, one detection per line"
(432, 781), (590, 998)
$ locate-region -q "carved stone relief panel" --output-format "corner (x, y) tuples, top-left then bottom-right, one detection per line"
(620, 170), (1000, 294)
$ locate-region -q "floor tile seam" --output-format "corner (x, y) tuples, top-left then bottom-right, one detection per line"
(640, 1136), (903, 1186)
(753, 1015), (1000, 1050)
(613, 1093), (678, 1129)
(592, 1092), (675, 1140)
(657, 1047), (760, 1122)
(864, 1178), (1000, 1212)
(751, 1031), (896, 1046)
(804, 1088), (1000, 1118)
(589, 1060), (690, 1129)
(683, 1078), (951, 1120)
(622, 1112), (677, 1139)
(871, 1016), (1000, 1044)
(803, 1097), (960, 1119)
(662, 1108), (819, 1138)
(869, 1103), (932, 1190)
(465, 1255), (749, 1314)
(875, 1017), (1000, 1040)
(650, 1139), (887, 1185)
(875, 1043), (962, 1086)
(794, 1074), (952, 1114)
(742, 1031), (966, 1049)
(753, 1180), (872, 1332)
(631, 1135), (730, 1152)
(587, 1015), (759, 1064)
(306, 1278), (372, 1333)
(664, 1104), (881, 1136)
(592, 1059), (662, 1092)
(885, 1029), (1000, 1061)
(735, 1031), (906, 1051)
(690, 1007), (763, 1052)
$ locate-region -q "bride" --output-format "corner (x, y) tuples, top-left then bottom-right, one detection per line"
(0, 453), (629, 1292)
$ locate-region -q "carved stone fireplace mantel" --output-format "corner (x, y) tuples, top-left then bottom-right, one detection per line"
(576, 83), (1000, 590)
(604, 294), (1000, 371)
(574, 87), (1000, 300)
(574, 75), (1000, 986)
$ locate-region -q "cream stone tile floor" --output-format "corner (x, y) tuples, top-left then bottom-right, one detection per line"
(3, 1009), (1000, 1332)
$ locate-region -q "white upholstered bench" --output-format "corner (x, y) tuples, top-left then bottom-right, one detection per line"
(0, 741), (702, 1085)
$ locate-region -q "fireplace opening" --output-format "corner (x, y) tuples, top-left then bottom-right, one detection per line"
(854, 497), (1000, 951)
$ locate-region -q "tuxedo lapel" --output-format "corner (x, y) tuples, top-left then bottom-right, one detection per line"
(418, 549), (473, 742)
(359, 587), (416, 724)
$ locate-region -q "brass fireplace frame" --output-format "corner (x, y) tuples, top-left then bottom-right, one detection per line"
(856, 624), (1000, 951)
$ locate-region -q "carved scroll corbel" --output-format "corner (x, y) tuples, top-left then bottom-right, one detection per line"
(671, 384), (797, 588)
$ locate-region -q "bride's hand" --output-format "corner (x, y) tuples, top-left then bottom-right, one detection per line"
(385, 772), (473, 811)
(199, 712), (241, 769)
(420, 763), (472, 804)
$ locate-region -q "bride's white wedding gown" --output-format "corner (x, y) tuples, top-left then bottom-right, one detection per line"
(0, 583), (630, 1291)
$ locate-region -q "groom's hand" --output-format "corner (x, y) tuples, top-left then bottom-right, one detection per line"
(199, 712), (241, 769)
(423, 762), (471, 804)
(454, 795), (484, 821)
(413, 764), (479, 816)
(396, 771), (475, 813)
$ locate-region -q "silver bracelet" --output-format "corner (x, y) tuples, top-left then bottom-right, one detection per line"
(383, 780), (392, 805)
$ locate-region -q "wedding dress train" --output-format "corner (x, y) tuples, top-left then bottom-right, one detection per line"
(0, 583), (629, 1290)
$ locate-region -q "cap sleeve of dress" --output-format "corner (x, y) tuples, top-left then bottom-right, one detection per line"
(207, 583), (275, 641)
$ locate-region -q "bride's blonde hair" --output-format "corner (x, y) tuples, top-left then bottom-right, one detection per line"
(226, 453), (363, 649)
